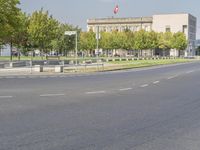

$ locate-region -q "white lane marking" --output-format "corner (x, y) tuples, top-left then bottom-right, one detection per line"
(153, 81), (160, 84)
(119, 88), (132, 91)
(140, 84), (149, 88)
(5, 77), (14, 79)
(40, 93), (65, 97)
(40, 76), (48, 78)
(59, 76), (66, 78)
(0, 96), (13, 98)
(86, 91), (106, 94)
(17, 76), (26, 79)
(49, 76), (56, 78)
(186, 70), (194, 74)
(29, 76), (38, 78)
(167, 75), (178, 80)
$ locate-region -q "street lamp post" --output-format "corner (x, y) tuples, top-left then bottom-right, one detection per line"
(64, 31), (78, 70)
(96, 26), (100, 70)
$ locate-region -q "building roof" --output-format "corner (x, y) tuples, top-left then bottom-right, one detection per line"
(87, 17), (153, 25)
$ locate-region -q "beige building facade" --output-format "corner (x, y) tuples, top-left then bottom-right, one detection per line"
(87, 13), (197, 57)
(87, 17), (152, 32)
(152, 13), (196, 56)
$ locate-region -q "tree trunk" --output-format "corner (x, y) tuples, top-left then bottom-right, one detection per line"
(10, 41), (13, 61)
(17, 48), (20, 61)
(41, 49), (44, 60)
(151, 49), (154, 57)
(107, 49), (109, 57)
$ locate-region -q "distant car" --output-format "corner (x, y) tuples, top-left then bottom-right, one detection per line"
(12, 51), (18, 56)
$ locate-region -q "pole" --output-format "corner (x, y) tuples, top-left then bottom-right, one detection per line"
(10, 41), (13, 61)
(96, 26), (99, 71)
(75, 31), (78, 71)
(30, 51), (33, 74)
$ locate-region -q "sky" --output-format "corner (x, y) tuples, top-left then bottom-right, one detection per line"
(20, 0), (200, 38)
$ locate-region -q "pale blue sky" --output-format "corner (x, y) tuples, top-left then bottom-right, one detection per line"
(20, 0), (200, 38)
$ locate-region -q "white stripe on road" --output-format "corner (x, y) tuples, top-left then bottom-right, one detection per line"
(153, 81), (160, 84)
(186, 70), (194, 74)
(40, 94), (65, 97)
(86, 91), (106, 94)
(5, 77), (14, 79)
(39, 76), (48, 78)
(0, 96), (13, 98)
(119, 88), (132, 91)
(17, 76), (26, 79)
(140, 84), (149, 88)
(167, 75), (178, 80)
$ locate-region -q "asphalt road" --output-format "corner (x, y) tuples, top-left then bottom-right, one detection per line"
(0, 61), (200, 150)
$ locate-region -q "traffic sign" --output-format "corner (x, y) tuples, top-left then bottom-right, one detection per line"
(65, 31), (77, 35)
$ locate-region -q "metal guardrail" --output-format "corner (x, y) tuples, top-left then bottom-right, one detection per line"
(0, 57), (189, 71)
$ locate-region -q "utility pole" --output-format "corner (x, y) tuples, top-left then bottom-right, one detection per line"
(96, 26), (100, 70)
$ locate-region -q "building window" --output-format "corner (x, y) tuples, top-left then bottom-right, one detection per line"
(165, 25), (171, 32)
(182, 25), (187, 34)
(89, 27), (93, 32)
(144, 26), (148, 31)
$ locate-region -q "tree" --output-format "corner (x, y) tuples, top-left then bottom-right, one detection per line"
(100, 32), (113, 56)
(146, 31), (159, 56)
(12, 12), (30, 60)
(0, 0), (21, 60)
(123, 30), (135, 50)
(134, 30), (148, 57)
(0, 0), (21, 40)
(172, 32), (187, 56)
(109, 31), (126, 50)
(51, 23), (81, 57)
(158, 32), (173, 56)
(28, 9), (59, 59)
(80, 31), (96, 56)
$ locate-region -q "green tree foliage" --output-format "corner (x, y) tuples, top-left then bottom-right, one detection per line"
(109, 31), (126, 50)
(0, 0), (21, 42)
(134, 30), (148, 50)
(28, 9), (59, 56)
(100, 32), (112, 50)
(134, 30), (148, 56)
(123, 31), (135, 50)
(146, 31), (159, 50)
(172, 32), (187, 50)
(146, 31), (159, 56)
(80, 31), (96, 52)
(158, 32), (173, 50)
(51, 23), (81, 56)
(12, 12), (30, 57)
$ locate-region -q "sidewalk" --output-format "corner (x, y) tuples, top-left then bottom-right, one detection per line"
(0, 63), (109, 76)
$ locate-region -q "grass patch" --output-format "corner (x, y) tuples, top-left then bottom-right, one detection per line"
(103, 58), (194, 71)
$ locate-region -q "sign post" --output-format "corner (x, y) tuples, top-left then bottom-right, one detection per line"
(96, 26), (101, 70)
(65, 31), (78, 70)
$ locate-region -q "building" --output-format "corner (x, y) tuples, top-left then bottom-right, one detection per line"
(87, 13), (197, 57)
(152, 13), (196, 56)
(0, 45), (11, 56)
(87, 17), (152, 32)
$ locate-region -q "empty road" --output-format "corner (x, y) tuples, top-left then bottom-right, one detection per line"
(0, 61), (200, 150)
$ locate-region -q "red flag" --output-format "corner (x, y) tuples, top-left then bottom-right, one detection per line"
(114, 5), (119, 14)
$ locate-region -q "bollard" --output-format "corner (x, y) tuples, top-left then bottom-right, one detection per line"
(34, 65), (43, 72)
(55, 66), (64, 73)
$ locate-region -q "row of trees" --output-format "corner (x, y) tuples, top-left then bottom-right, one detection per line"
(0, 0), (187, 60)
(0, 0), (80, 60)
(80, 30), (187, 57)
